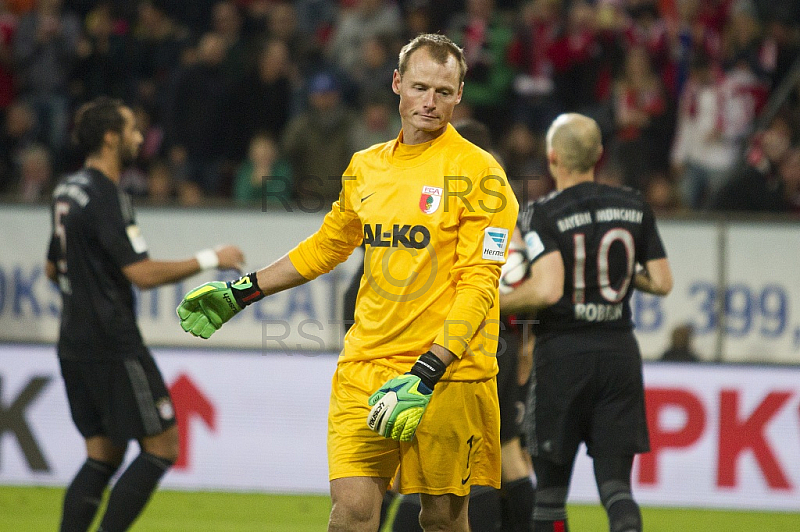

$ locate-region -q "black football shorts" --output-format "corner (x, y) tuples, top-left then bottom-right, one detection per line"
(525, 332), (649, 464)
(59, 349), (176, 446)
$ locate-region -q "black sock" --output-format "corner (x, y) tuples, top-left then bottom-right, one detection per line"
(60, 458), (118, 532)
(392, 494), (423, 532)
(532, 520), (568, 532)
(468, 485), (502, 531)
(97, 452), (173, 532)
(607, 499), (641, 532)
(502, 477), (535, 532)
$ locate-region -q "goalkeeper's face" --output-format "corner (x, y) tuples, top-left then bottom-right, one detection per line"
(117, 106), (144, 167)
(392, 47), (463, 143)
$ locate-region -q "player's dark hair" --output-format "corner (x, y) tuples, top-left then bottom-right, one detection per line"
(72, 96), (126, 156)
(398, 33), (467, 84)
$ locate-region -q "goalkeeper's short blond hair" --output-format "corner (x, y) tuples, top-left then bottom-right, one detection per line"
(546, 113), (603, 173)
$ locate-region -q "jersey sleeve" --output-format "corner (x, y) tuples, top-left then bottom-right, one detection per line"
(638, 201), (667, 263)
(288, 165), (363, 280)
(94, 191), (148, 269)
(433, 166), (520, 357)
(520, 202), (558, 265)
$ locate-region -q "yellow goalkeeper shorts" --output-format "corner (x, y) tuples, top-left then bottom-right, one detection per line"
(328, 360), (501, 496)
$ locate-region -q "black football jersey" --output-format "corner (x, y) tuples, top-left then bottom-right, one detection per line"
(47, 168), (149, 360)
(519, 182), (666, 337)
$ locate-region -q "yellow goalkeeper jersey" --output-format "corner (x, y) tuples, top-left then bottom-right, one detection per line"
(288, 124), (519, 381)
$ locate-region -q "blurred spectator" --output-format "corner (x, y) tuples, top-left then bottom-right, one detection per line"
(326, 0), (402, 75)
(401, 0), (434, 42)
(549, 2), (623, 119)
(265, 1), (310, 69)
(660, 324), (700, 362)
(0, 98), (36, 193)
(349, 91), (399, 152)
(623, 2), (671, 85)
(712, 116), (793, 211)
(0, 4), (16, 111)
(610, 46), (670, 191)
(499, 122), (548, 203)
(671, 52), (736, 209)
(12, 0), (80, 155)
(133, 104), (164, 165)
(127, 1), (191, 114)
(177, 178), (203, 206)
(722, 2), (774, 78)
(282, 70), (357, 208)
(350, 34), (395, 106)
(666, 0), (722, 97)
(211, 1), (247, 82)
(507, 0), (563, 133)
(71, 3), (127, 104)
(448, 0), (515, 136)
(232, 132), (291, 206)
(645, 172), (682, 214)
(17, 142), (51, 201)
(293, 0), (337, 45)
(225, 38), (293, 162)
(146, 158), (174, 204)
(716, 52), (768, 150)
(165, 32), (231, 195)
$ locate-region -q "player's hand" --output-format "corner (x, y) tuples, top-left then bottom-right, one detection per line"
(367, 374), (432, 442)
(177, 273), (263, 339)
(214, 245), (245, 272)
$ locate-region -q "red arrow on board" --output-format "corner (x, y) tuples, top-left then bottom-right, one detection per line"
(168, 373), (216, 469)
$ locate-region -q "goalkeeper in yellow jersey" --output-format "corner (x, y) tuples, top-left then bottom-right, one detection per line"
(177, 33), (519, 532)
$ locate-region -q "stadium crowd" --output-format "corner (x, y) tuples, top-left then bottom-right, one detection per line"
(0, 0), (799, 212)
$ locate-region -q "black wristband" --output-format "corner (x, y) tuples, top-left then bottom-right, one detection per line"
(407, 351), (448, 391)
(228, 272), (265, 308)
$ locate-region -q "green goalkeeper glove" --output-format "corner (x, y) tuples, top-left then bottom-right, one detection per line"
(366, 352), (447, 442)
(177, 272), (264, 339)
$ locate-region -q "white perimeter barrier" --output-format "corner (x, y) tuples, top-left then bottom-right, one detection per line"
(1, 345), (799, 511)
(2, 206), (800, 362)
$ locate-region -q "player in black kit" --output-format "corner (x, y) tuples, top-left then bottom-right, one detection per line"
(46, 97), (244, 532)
(500, 113), (673, 532)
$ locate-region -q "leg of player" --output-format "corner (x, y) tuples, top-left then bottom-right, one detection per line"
(419, 493), (469, 532)
(501, 436), (535, 531)
(329, 476), (390, 532)
(96, 426), (179, 531)
(531, 456), (574, 532)
(60, 436), (126, 532)
(593, 454), (641, 532)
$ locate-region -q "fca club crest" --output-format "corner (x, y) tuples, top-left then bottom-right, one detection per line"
(419, 186), (442, 214)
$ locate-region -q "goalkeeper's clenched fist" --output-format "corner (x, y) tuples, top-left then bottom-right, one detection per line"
(177, 272), (264, 339)
(367, 351), (448, 442)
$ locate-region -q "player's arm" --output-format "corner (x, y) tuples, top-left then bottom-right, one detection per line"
(500, 250), (563, 314)
(634, 202), (673, 296)
(178, 176), (363, 339)
(123, 245), (245, 289)
(634, 257), (673, 296)
(433, 167), (520, 358)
